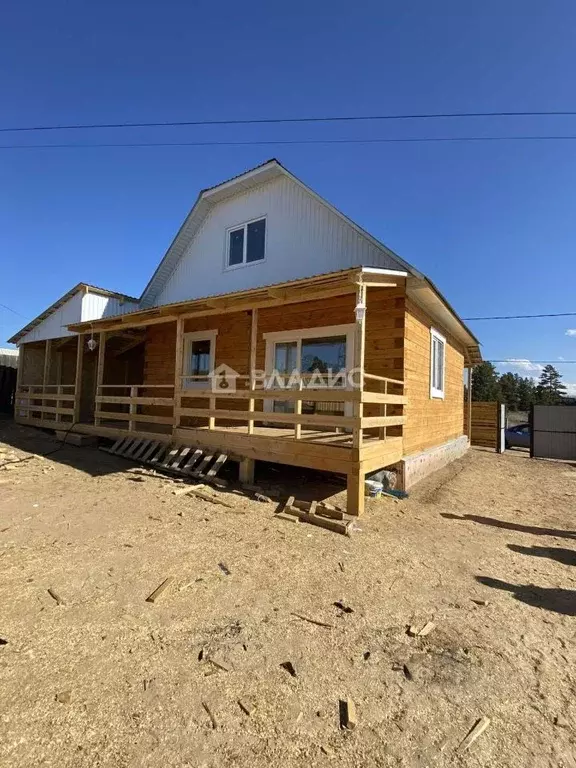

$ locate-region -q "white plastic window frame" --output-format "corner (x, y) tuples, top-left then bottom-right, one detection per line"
(224, 216), (267, 270)
(430, 328), (446, 399)
(182, 329), (218, 389)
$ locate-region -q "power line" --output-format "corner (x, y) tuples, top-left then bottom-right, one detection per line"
(4, 135), (576, 151)
(0, 302), (26, 318)
(490, 360), (576, 364)
(464, 311), (576, 320)
(2, 109), (576, 134)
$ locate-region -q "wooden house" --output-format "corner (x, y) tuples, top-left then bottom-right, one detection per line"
(9, 159), (481, 514)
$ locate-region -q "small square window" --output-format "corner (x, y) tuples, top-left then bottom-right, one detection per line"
(226, 218), (266, 268)
(430, 328), (446, 399)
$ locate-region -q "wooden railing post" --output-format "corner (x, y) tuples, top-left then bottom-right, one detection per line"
(73, 335), (84, 423)
(248, 308), (258, 435)
(294, 378), (303, 440)
(128, 386), (138, 432)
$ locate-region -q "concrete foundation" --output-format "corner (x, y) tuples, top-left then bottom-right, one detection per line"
(400, 435), (469, 489)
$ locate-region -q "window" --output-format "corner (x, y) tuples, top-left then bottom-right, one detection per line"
(263, 325), (354, 416)
(430, 328), (446, 399)
(182, 330), (217, 389)
(226, 218), (266, 268)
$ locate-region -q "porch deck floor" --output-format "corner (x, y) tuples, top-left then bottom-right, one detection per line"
(95, 420), (381, 447)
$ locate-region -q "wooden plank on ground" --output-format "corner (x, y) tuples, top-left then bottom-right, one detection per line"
(140, 441), (161, 462)
(148, 444), (169, 465)
(132, 440), (153, 460)
(125, 439), (145, 458)
(171, 446), (191, 470)
(205, 453), (228, 478)
(105, 437), (125, 454)
(160, 446), (181, 468)
(192, 453), (215, 478)
(113, 437), (136, 456)
(181, 449), (203, 474)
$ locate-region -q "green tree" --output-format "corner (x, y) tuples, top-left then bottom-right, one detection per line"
(499, 372), (521, 410)
(535, 365), (567, 405)
(516, 377), (536, 412)
(472, 362), (501, 402)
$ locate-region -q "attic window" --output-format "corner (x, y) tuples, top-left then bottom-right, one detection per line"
(226, 218), (266, 268)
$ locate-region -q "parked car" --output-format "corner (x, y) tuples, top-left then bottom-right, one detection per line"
(505, 423), (530, 449)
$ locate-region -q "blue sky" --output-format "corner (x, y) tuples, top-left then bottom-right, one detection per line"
(1, 1), (575, 392)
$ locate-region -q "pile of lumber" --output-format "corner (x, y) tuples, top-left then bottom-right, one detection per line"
(282, 497), (354, 536)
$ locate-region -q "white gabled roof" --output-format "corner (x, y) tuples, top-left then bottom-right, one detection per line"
(139, 158), (423, 307)
(8, 283), (139, 345)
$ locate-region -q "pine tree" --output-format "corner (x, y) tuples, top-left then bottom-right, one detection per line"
(499, 372), (521, 410)
(472, 362), (501, 402)
(517, 377), (536, 412)
(535, 365), (567, 405)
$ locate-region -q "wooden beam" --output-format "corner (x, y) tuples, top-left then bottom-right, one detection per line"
(346, 472), (365, 517)
(94, 332), (106, 426)
(238, 457), (255, 484)
(173, 318), (184, 433)
(248, 308), (258, 435)
(73, 335), (84, 423)
(95, 395), (173, 406)
(352, 283), (367, 451)
(69, 284), (357, 335)
(42, 339), (52, 412)
(466, 366), (473, 440)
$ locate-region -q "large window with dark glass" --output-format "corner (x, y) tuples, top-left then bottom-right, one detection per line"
(227, 218), (266, 268)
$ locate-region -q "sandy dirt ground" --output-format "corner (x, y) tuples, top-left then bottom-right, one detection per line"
(0, 419), (575, 768)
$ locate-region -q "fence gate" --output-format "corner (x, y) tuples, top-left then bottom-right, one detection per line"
(531, 405), (576, 460)
(464, 401), (507, 451)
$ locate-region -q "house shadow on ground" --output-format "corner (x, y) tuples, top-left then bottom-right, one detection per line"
(441, 512), (576, 541)
(0, 417), (346, 504)
(476, 576), (576, 617)
(508, 544), (576, 567)
(0, 416), (132, 478)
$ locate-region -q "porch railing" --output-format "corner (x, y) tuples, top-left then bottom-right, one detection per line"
(173, 371), (406, 447)
(95, 384), (175, 431)
(15, 384), (76, 422)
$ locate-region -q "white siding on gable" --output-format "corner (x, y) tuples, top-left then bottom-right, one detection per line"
(154, 176), (403, 306)
(81, 292), (139, 322)
(18, 292), (83, 344)
(18, 290), (140, 345)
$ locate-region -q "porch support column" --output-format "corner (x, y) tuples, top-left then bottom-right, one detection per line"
(94, 332), (106, 426)
(73, 334), (84, 423)
(239, 457), (255, 485)
(348, 282), (367, 517)
(466, 365), (473, 441)
(42, 339), (52, 418)
(248, 308), (258, 435)
(352, 282), (367, 450)
(14, 344), (24, 421)
(55, 348), (63, 423)
(173, 317), (184, 436)
(347, 469), (365, 517)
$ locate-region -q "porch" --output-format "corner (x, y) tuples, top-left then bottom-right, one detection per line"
(14, 269), (408, 515)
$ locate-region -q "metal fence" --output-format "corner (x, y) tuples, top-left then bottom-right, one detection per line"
(531, 405), (576, 460)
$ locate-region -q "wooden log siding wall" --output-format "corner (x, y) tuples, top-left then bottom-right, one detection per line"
(402, 300), (465, 456)
(141, 289), (406, 429)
